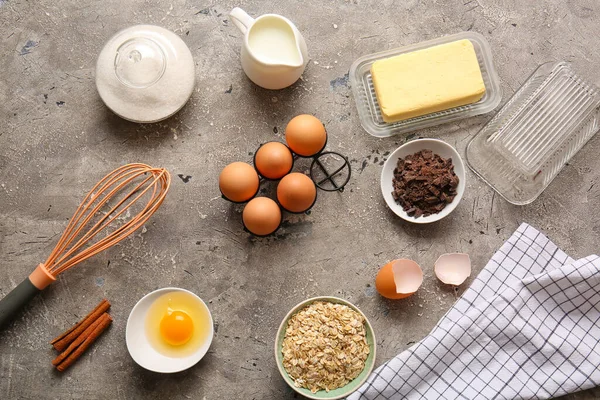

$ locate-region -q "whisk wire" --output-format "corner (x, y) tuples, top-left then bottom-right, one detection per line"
(45, 167), (147, 270)
(47, 169), (146, 266)
(54, 172), (167, 273)
(56, 173), (155, 261)
(47, 167), (144, 254)
(43, 164), (170, 276)
(50, 170), (169, 274)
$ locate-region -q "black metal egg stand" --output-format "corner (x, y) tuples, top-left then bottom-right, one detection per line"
(220, 136), (351, 237)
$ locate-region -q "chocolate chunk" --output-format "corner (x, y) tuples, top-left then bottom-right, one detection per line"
(429, 186), (440, 196)
(390, 149), (459, 218)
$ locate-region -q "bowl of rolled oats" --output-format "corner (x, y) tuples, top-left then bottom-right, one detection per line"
(275, 297), (376, 399)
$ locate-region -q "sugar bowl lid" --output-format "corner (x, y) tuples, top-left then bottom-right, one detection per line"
(96, 25), (195, 123)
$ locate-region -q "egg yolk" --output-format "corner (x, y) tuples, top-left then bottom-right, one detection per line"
(159, 310), (194, 346)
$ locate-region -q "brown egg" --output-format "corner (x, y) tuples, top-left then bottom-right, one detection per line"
(277, 172), (317, 212)
(242, 197), (281, 236)
(285, 114), (327, 157)
(375, 259), (423, 300)
(254, 142), (293, 179)
(219, 162), (259, 202)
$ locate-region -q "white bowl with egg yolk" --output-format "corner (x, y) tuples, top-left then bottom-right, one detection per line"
(126, 287), (214, 373)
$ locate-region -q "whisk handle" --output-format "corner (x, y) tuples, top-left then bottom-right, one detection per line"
(0, 264), (55, 330)
(0, 278), (41, 329)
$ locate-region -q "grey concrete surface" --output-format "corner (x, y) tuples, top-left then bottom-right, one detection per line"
(1, 0), (599, 399)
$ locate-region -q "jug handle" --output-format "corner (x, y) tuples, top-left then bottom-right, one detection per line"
(230, 7), (255, 34)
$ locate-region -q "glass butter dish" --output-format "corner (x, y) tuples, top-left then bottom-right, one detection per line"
(349, 32), (502, 137)
(467, 61), (600, 205)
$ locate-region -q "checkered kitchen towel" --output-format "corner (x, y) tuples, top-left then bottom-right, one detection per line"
(349, 223), (600, 399)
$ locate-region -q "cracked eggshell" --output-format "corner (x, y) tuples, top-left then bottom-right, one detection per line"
(434, 253), (471, 285)
(375, 259), (423, 300)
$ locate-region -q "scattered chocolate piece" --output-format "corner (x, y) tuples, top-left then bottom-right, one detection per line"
(391, 149), (459, 218)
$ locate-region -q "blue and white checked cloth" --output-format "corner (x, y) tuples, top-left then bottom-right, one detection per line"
(350, 223), (600, 399)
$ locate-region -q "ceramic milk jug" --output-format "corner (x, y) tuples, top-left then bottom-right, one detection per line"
(230, 7), (308, 90)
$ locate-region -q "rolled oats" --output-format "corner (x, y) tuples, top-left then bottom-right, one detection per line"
(281, 301), (369, 393)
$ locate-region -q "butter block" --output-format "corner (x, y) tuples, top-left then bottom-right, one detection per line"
(370, 39), (486, 123)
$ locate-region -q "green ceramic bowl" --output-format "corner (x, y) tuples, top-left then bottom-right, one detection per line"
(275, 296), (377, 400)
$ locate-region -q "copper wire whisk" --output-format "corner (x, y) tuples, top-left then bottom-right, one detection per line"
(0, 163), (171, 329)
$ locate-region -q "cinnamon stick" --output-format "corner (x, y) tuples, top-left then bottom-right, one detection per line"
(51, 299), (110, 352)
(54, 313), (113, 372)
(51, 312), (108, 366)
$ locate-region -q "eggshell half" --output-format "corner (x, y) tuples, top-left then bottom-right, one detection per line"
(375, 259), (423, 300)
(434, 253), (471, 286)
